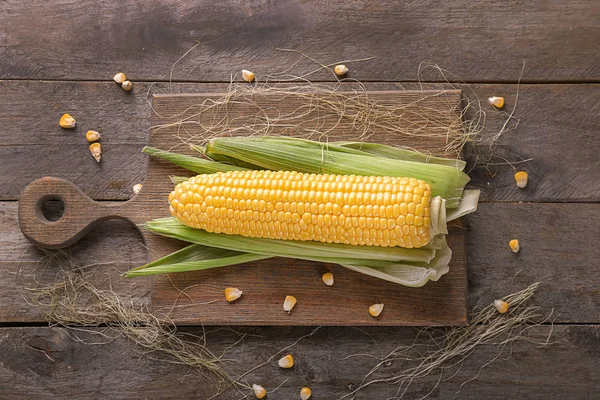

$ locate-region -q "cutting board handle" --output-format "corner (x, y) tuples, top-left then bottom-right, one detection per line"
(19, 177), (141, 249)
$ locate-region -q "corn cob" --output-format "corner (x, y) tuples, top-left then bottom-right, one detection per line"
(168, 170), (432, 249)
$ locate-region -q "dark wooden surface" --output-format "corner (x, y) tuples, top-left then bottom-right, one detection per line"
(1, 0), (599, 398)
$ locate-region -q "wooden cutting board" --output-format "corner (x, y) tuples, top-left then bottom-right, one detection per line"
(19, 89), (468, 326)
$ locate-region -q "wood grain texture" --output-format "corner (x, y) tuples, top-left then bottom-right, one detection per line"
(1, 325), (598, 399)
(2, 202), (598, 324)
(1, 81), (598, 202)
(0, 1), (599, 82)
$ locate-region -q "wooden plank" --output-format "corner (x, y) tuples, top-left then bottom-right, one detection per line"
(0, 325), (598, 399)
(1, 81), (598, 202)
(466, 203), (600, 323)
(2, 202), (598, 324)
(0, 1), (599, 82)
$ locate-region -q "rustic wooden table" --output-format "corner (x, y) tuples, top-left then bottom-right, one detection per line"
(1, 1), (599, 399)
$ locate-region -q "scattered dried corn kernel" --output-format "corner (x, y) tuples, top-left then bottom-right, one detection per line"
(89, 143), (102, 162)
(242, 69), (255, 82)
(121, 80), (133, 91)
(283, 295), (297, 313)
(113, 72), (127, 84)
(488, 96), (505, 109)
(322, 272), (334, 286)
(85, 130), (101, 142)
(494, 299), (509, 314)
(132, 183), (143, 195)
(225, 287), (243, 302)
(278, 354), (294, 368)
(509, 239), (520, 253)
(369, 303), (384, 317)
(300, 387), (312, 400)
(59, 113), (76, 129)
(514, 171), (528, 189)
(252, 384), (266, 399)
(334, 64), (348, 76)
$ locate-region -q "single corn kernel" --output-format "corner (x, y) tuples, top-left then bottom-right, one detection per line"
(369, 303), (384, 317)
(514, 171), (528, 189)
(488, 96), (505, 109)
(132, 183), (143, 195)
(334, 64), (348, 76)
(509, 239), (520, 253)
(252, 384), (267, 399)
(278, 354), (294, 369)
(322, 272), (334, 286)
(59, 113), (76, 129)
(89, 143), (102, 162)
(121, 80), (133, 91)
(225, 287), (243, 302)
(300, 387), (312, 400)
(283, 295), (297, 313)
(113, 72), (127, 84)
(85, 130), (101, 142)
(494, 299), (509, 314)
(242, 69), (255, 82)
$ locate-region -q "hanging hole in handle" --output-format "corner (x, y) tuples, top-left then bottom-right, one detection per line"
(37, 195), (66, 222)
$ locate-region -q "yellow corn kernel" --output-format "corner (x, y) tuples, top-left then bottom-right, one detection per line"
(369, 303), (384, 317)
(252, 384), (266, 399)
(494, 299), (509, 314)
(242, 69), (255, 82)
(322, 272), (334, 286)
(300, 387), (312, 400)
(113, 72), (127, 84)
(509, 239), (520, 253)
(132, 183), (143, 195)
(514, 171), (528, 189)
(488, 96), (505, 109)
(283, 295), (297, 313)
(121, 80), (133, 91)
(169, 171), (432, 248)
(86, 130), (101, 142)
(334, 64), (348, 76)
(59, 113), (76, 129)
(225, 287), (242, 302)
(278, 354), (294, 368)
(89, 143), (102, 162)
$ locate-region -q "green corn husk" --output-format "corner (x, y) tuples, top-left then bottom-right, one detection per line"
(135, 137), (479, 286)
(143, 146), (248, 174)
(124, 244), (270, 277)
(204, 137), (469, 208)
